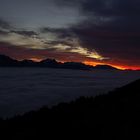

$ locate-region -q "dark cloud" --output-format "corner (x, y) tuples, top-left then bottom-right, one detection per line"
(40, 27), (78, 50)
(45, 40), (75, 48)
(55, 0), (140, 17)
(0, 41), (90, 62)
(70, 23), (140, 68)
(0, 18), (12, 29)
(0, 30), (9, 35)
(81, 0), (140, 18)
(10, 30), (38, 37)
(0, 18), (38, 37)
(55, 0), (140, 30)
(52, 0), (140, 67)
(0, 0), (140, 68)
(40, 27), (75, 38)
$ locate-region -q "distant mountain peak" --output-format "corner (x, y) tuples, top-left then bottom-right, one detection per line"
(40, 58), (58, 64)
(0, 54), (18, 66)
(0, 54), (13, 60)
(94, 64), (118, 70)
(0, 54), (120, 70)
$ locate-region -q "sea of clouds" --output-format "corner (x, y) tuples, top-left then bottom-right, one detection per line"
(0, 68), (140, 118)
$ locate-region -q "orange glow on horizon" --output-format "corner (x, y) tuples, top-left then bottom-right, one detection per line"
(29, 58), (42, 62)
(83, 61), (103, 67)
(25, 57), (140, 71)
(106, 64), (140, 70)
(83, 61), (140, 70)
(84, 61), (124, 70)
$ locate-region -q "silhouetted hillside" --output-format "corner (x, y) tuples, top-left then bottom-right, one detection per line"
(19, 60), (37, 67)
(0, 54), (119, 70)
(39, 58), (63, 68)
(0, 54), (18, 66)
(0, 54), (91, 70)
(62, 62), (91, 70)
(0, 79), (140, 139)
(93, 64), (118, 70)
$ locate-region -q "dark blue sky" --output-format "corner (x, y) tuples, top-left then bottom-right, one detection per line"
(0, 0), (140, 69)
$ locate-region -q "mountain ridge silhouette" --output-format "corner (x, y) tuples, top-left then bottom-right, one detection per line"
(0, 54), (119, 70)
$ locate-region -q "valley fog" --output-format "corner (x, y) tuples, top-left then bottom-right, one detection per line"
(0, 68), (140, 118)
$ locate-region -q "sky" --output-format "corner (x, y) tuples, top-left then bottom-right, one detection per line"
(0, 0), (140, 70)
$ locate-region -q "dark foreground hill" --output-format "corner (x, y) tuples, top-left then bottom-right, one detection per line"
(0, 79), (140, 139)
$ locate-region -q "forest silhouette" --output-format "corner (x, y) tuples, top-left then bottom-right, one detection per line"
(0, 79), (140, 139)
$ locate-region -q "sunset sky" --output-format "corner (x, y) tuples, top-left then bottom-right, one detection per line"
(0, 0), (140, 70)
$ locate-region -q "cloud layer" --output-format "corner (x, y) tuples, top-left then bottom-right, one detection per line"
(0, 0), (140, 69)
(52, 0), (140, 68)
